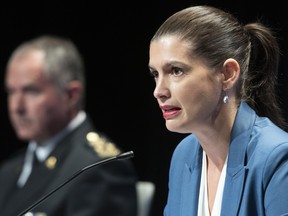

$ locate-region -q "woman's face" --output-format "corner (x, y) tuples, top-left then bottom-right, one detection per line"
(148, 36), (224, 133)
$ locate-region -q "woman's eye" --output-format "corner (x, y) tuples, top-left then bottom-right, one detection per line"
(171, 67), (183, 76)
(149, 70), (158, 78)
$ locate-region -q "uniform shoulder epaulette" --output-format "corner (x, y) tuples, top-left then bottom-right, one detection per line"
(86, 131), (121, 158)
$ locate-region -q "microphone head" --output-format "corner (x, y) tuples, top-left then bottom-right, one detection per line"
(116, 151), (134, 160)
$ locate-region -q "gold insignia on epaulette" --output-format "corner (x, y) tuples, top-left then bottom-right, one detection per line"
(45, 156), (57, 169)
(86, 132), (120, 157)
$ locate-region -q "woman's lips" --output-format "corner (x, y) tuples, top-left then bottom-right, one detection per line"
(160, 105), (181, 119)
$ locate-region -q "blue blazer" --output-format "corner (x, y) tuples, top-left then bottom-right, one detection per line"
(164, 102), (288, 216)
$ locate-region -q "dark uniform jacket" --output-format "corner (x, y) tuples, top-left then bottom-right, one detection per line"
(0, 116), (138, 216)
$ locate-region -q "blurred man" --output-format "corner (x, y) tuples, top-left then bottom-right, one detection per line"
(0, 35), (138, 216)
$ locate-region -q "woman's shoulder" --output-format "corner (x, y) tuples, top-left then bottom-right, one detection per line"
(254, 116), (288, 147)
(171, 134), (200, 164)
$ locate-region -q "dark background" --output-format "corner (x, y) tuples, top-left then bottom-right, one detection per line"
(1, 1), (288, 215)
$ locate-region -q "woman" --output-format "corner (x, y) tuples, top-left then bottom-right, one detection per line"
(148, 5), (288, 216)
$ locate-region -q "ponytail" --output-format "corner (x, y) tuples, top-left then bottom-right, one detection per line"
(243, 23), (287, 130)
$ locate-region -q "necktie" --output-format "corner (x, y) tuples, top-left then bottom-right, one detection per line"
(17, 148), (37, 187)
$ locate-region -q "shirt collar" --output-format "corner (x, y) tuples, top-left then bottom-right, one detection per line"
(29, 111), (87, 162)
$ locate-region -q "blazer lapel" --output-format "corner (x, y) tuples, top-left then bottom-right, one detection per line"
(221, 133), (249, 216)
(181, 146), (202, 215)
(221, 102), (255, 215)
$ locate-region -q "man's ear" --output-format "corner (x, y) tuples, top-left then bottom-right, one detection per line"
(222, 58), (240, 90)
(66, 81), (83, 107)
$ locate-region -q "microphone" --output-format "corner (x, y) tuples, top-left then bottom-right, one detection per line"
(17, 150), (134, 216)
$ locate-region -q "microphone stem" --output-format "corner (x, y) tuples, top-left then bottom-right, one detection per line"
(17, 151), (134, 216)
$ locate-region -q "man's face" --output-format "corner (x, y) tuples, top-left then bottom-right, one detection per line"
(5, 50), (71, 144)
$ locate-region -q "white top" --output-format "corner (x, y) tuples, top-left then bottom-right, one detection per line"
(17, 111), (86, 187)
(197, 151), (228, 216)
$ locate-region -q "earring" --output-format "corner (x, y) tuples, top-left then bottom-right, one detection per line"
(223, 93), (229, 104)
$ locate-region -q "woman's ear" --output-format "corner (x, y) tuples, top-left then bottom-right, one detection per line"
(222, 58), (240, 90)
